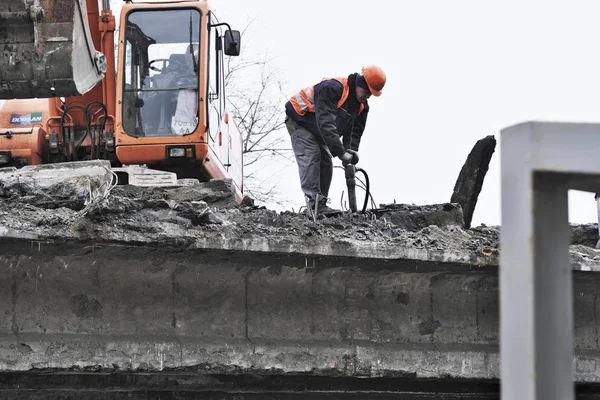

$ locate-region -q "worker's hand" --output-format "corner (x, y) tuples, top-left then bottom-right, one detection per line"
(339, 151), (354, 166)
(347, 149), (360, 165)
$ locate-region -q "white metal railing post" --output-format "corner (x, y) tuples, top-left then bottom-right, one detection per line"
(500, 121), (600, 400)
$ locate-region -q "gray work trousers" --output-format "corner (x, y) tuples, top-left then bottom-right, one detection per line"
(286, 117), (333, 205)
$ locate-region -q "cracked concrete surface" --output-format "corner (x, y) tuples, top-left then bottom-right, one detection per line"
(2, 161), (600, 385)
(1, 161), (599, 269)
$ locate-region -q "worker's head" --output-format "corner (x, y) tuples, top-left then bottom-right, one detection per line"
(356, 65), (386, 103)
(355, 75), (372, 103)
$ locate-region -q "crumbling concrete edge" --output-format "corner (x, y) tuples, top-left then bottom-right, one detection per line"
(3, 231), (600, 270)
(195, 235), (500, 267)
(0, 230), (500, 267)
(0, 335), (496, 380)
(195, 235), (600, 271)
(1, 335), (599, 383)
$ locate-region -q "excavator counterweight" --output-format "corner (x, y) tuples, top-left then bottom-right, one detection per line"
(0, 0), (106, 99)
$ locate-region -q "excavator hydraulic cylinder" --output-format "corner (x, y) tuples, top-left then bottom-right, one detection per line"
(0, 0), (106, 99)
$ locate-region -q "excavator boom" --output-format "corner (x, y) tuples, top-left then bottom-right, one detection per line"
(0, 0), (106, 99)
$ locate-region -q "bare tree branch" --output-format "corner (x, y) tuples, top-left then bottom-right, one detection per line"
(224, 22), (293, 205)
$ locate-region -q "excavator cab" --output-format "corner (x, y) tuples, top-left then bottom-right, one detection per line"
(114, 2), (244, 195)
(0, 0), (244, 200)
(0, 0), (106, 99)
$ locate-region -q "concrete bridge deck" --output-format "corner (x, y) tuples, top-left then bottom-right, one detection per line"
(2, 167), (600, 397)
(1, 238), (600, 386)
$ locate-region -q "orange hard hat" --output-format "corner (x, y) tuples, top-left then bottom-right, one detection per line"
(361, 65), (386, 97)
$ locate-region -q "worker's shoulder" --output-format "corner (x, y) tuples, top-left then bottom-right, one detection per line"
(314, 78), (344, 96)
(319, 78), (344, 88)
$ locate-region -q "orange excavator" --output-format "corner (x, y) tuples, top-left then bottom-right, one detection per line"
(0, 0), (244, 200)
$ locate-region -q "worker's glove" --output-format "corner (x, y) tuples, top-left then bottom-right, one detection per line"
(347, 149), (360, 165)
(339, 151), (354, 166)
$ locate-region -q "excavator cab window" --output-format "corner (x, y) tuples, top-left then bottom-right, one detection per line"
(121, 9), (201, 137)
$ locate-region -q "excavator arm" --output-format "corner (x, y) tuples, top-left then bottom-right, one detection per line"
(0, 0), (106, 99)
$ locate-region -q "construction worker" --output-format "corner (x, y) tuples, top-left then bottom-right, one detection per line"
(285, 65), (386, 216)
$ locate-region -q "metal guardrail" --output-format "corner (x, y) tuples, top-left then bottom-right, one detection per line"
(500, 121), (600, 400)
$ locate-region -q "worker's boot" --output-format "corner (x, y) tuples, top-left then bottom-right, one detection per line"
(315, 197), (342, 217)
(304, 195), (342, 219)
(317, 204), (341, 216)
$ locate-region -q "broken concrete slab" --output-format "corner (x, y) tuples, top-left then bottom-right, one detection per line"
(110, 178), (239, 208)
(2, 164), (600, 389)
(377, 203), (464, 232)
(571, 223), (599, 248)
(450, 135), (496, 229)
(0, 160), (113, 190)
(0, 170), (600, 268)
(0, 160), (114, 211)
(0, 159), (598, 270)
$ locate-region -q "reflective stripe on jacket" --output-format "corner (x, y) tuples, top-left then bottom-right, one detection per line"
(289, 77), (364, 116)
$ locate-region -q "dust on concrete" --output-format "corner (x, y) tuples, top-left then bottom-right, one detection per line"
(0, 168), (599, 267)
(0, 177), (489, 249)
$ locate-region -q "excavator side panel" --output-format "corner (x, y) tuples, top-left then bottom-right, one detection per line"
(0, 0), (106, 99)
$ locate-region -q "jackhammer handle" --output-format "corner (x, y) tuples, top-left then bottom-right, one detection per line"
(345, 164), (357, 213)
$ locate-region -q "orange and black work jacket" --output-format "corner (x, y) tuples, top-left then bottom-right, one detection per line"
(285, 74), (369, 158)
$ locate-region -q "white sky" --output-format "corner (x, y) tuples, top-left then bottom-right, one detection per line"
(207, 0), (600, 226)
(4, 0), (600, 227)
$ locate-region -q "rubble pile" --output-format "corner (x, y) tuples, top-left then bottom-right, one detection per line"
(1, 162), (599, 268)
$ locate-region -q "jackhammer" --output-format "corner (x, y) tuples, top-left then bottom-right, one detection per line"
(344, 163), (370, 213)
(305, 164), (372, 221)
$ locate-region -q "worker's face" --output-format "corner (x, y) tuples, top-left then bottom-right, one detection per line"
(356, 86), (371, 103)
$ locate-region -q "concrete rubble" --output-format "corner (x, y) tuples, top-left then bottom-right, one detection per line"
(450, 135), (496, 229)
(4, 161), (600, 393)
(0, 160), (599, 269)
